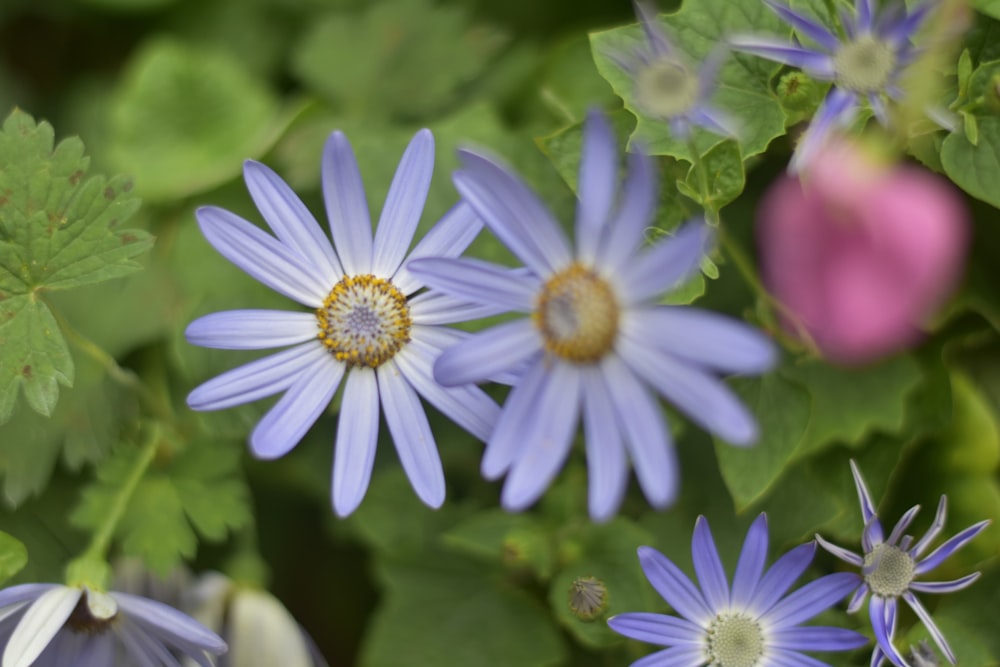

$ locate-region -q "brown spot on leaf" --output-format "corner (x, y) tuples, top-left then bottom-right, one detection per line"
(122, 180), (134, 193)
(120, 233), (137, 245)
(21, 365), (32, 379)
(103, 186), (115, 200)
(69, 170), (84, 186)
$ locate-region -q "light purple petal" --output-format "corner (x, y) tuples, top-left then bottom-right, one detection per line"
(771, 625), (869, 651)
(748, 542), (815, 615)
(602, 354), (678, 508)
(764, 0), (841, 51)
(731, 514), (769, 609)
(911, 496), (946, 557)
(915, 520), (991, 575)
(856, 0), (875, 31)
(331, 368), (380, 517)
(581, 368), (629, 522)
(408, 290), (511, 326)
(863, 517), (886, 553)
(5, 586), (81, 667)
(869, 93), (890, 126)
(394, 340), (499, 442)
(909, 573), (980, 594)
(113, 592), (226, 654)
(373, 129), (435, 277)
(482, 357), (547, 478)
(728, 36), (836, 76)
(186, 342), (327, 411)
(691, 516), (729, 613)
(393, 202), (482, 294)
(847, 582), (869, 614)
(815, 534), (865, 567)
(687, 106), (741, 139)
(243, 159), (342, 283)
(887, 505), (922, 546)
(606, 612), (703, 646)
(882, 3), (933, 47)
(434, 319), (543, 387)
(598, 149), (657, 271)
(637, 545), (713, 626)
(0, 584), (54, 609)
(634, 0), (674, 58)
(500, 362), (582, 512)
(575, 111), (618, 263)
(249, 353), (344, 460)
(378, 361), (445, 508)
(622, 308), (776, 375)
(770, 648), (849, 667)
(761, 572), (861, 628)
(850, 460), (878, 525)
(322, 131), (373, 275)
(617, 222), (713, 305)
(789, 87), (859, 173)
(412, 323), (525, 385)
(114, 619), (173, 667)
(631, 645), (706, 667)
(195, 206), (329, 307)
(185, 310), (319, 351)
(406, 257), (539, 313)
(903, 591), (955, 663)
(453, 150), (572, 276)
(870, 596), (908, 667)
(618, 339), (758, 445)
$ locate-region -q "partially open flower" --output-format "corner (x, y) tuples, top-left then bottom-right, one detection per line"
(757, 139), (968, 364)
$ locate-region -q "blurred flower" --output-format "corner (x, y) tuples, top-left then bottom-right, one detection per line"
(606, 0), (738, 138)
(730, 0), (947, 171)
(183, 572), (326, 667)
(186, 129), (502, 517)
(757, 138), (968, 364)
(0, 583), (226, 667)
(815, 461), (991, 667)
(608, 515), (867, 667)
(409, 111), (775, 521)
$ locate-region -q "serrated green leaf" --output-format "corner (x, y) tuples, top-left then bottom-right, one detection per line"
(941, 116), (1000, 208)
(0, 530), (27, 584)
(0, 296), (71, 420)
(684, 140), (745, 213)
(590, 0), (787, 161)
(714, 373), (811, 510)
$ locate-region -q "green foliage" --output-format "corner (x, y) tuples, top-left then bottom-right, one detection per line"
(0, 530), (27, 585)
(0, 109), (150, 423)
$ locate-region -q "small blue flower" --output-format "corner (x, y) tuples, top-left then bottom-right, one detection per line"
(607, 0), (738, 139)
(0, 583), (226, 666)
(815, 461), (991, 667)
(730, 0), (946, 171)
(609, 515), (868, 667)
(186, 129), (501, 517)
(408, 111), (775, 521)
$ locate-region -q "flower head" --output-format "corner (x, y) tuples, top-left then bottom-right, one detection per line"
(607, 1), (738, 139)
(730, 0), (945, 170)
(815, 461), (991, 667)
(0, 583), (226, 667)
(609, 515), (868, 667)
(186, 129), (501, 517)
(756, 139), (968, 365)
(408, 111), (775, 520)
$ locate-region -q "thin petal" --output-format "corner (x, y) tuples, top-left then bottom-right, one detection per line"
(4, 586), (80, 667)
(637, 545), (713, 626)
(631, 645), (706, 667)
(727, 36), (836, 76)
(622, 308), (776, 375)
(575, 111), (618, 264)
(185, 310), (319, 350)
(761, 572), (862, 628)
(771, 626), (870, 651)
(911, 496), (946, 557)
(619, 340), (758, 445)
(186, 342), (327, 411)
(770, 648), (849, 667)
(408, 290), (511, 326)
(0, 585), (55, 610)
(883, 3), (933, 47)
(607, 612), (703, 647)
(406, 257), (539, 312)
(887, 505), (922, 546)
(915, 520), (991, 575)
(322, 131), (373, 275)
(847, 583), (869, 614)
(331, 368), (380, 517)
(195, 206), (329, 307)
(850, 460), (878, 524)
(481, 355), (546, 478)
(393, 202), (482, 294)
(114, 619), (173, 667)
(687, 106), (741, 139)
(582, 368), (629, 522)
(856, 0), (875, 31)
(501, 363), (582, 511)
(789, 87), (859, 173)
(748, 542), (815, 615)
(764, 0), (841, 51)
(454, 150), (572, 276)
(249, 354), (344, 459)
(691, 516), (730, 612)
(113, 593), (226, 654)
(815, 534), (865, 567)
(909, 572), (980, 594)
(373, 129), (434, 277)
(864, 517), (886, 553)
(243, 160), (341, 283)
(870, 596), (908, 667)
(731, 515), (769, 609)
(617, 222), (713, 305)
(378, 362), (445, 508)
(634, 0), (674, 58)
(903, 591), (955, 663)
(434, 319), (543, 387)
(599, 149), (657, 271)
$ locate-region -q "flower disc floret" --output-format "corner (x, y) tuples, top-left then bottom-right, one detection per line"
(635, 58), (701, 119)
(316, 274), (412, 368)
(863, 543), (916, 597)
(833, 35), (897, 93)
(535, 263), (619, 364)
(707, 613), (765, 667)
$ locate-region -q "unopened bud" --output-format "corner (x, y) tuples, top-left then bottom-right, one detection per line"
(568, 575), (608, 621)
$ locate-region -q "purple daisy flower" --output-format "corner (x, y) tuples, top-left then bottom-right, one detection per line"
(186, 129), (502, 517)
(609, 514), (868, 667)
(0, 583), (226, 666)
(607, 1), (738, 139)
(407, 111), (775, 521)
(815, 461), (991, 667)
(729, 0), (948, 171)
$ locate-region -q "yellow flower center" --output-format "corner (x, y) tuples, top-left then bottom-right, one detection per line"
(863, 543), (916, 597)
(706, 613), (765, 667)
(833, 35), (897, 93)
(535, 263), (619, 364)
(316, 274), (412, 368)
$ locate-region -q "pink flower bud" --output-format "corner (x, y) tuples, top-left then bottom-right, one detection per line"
(757, 141), (968, 364)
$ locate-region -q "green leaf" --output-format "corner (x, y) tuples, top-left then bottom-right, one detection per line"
(964, 111), (981, 145)
(958, 49), (974, 98)
(683, 140), (745, 213)
(442, 510), (554, 578)
(0, 296), (71, 420)
(361, 554), (567, 667)
(941, 116), (1000, 208)
(109, 38), (282, 202)
(972, 0), (1000, 21)
(714, 372), (811, 510)
(0, 530), (27, 585)
(590, 0), (787, 161)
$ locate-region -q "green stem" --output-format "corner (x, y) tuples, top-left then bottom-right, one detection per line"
(686, 137), (720, 226)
